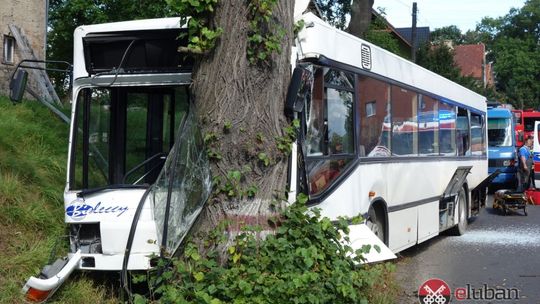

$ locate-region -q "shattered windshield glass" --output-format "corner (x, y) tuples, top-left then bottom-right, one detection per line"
(151, 108), (211, 255)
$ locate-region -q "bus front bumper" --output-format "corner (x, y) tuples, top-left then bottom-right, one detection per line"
(22, 250), (82, 303)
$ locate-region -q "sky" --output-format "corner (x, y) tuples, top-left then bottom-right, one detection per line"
(372, 0), (527, 32)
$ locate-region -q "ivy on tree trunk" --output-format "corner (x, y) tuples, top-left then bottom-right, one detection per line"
(189, 0), (294, 247)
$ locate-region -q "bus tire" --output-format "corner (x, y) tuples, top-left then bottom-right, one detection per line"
(366, 206), (385, 243)
(450, 187), (468, 235)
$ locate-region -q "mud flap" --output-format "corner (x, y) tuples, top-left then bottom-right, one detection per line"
(440, 166), (472, 207)
(439, 167), (472, 230)
(343, 224), (396, 264)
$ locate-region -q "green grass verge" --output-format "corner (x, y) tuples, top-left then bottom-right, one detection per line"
(0, 96), (117, 303)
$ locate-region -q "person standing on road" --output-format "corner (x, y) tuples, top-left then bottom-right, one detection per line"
(518, 135), (534, 192)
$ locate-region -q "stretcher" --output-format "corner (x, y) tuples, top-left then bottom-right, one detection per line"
(493, 189), (528, 216)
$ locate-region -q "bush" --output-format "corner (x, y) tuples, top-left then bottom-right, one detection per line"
(136, 199), (385, 304)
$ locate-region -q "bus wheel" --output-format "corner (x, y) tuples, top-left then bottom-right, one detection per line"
(366, 207), (385, 243)
(450, 187), (468, 235)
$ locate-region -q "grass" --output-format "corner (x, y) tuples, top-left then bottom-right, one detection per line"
(0, 96), (118, 303)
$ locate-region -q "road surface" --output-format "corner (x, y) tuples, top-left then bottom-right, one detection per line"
(394, 195), (540, 303)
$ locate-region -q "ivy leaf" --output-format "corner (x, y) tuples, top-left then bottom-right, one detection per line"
(232, 253), (241, 263)
(193, 271), (205, 282)
(191, 251), (201, 261)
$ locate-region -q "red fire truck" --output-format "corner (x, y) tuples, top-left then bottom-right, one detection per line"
(512, 109), (540, 177)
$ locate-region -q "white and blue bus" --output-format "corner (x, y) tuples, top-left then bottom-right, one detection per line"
(286, 12), (490, 254)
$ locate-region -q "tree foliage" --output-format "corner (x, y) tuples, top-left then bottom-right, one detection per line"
(315, 0), (352, 29)
(363, 11), (403, 57)
(415, 0), (540, 108)
(474, 0), (540, 108)
(416, 43), (461, 81)
(430, 25), (463, 44)
(316, 0), (402, 56)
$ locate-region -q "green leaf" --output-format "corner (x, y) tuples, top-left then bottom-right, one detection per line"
(232, 253), (241, 263)
(297, 193), (309, 204)
(133, 294), (147, 304)
(194, 271), (205, 281)
(191, 251), (201, 261)
(228, 170), (241, 181)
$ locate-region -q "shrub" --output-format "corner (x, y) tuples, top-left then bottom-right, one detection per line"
(136, 199), (382, 304)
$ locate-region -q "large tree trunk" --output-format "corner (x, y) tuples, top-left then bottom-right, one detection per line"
(347, 0), (374, 38)
(190, 1), (294, 244)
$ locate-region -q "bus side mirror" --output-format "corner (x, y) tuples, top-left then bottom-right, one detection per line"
(518, 131), (524, 143)
(9, 69), (28, 103)
(285, 67), (312, 117)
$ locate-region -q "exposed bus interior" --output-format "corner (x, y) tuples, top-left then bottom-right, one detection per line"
(70, 86), (189, 191)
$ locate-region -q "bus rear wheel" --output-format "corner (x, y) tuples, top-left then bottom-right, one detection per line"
(366, 207), (385, 243)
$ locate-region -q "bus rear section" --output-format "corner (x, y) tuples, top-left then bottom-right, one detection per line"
(487, 107), (517, 190)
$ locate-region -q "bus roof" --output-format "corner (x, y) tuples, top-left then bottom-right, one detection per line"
(295, 13), (487, 113)
(73, 17), (183, 79)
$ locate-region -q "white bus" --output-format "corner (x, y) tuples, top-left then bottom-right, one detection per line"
(286, 12), (490, 254)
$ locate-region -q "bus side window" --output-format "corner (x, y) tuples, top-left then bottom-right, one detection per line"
(391, 86), (418, 156)
(358, 75), (391, 157)
(457, 107), (470, 156)
(418, 94), (439, 155)
(470, 112), (484, 155)
(439, 102), (457, 156)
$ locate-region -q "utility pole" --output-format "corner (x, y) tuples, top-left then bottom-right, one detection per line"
(411, 2), (417, 62)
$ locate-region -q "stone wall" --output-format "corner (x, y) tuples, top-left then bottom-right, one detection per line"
(0, 0), (47, 97)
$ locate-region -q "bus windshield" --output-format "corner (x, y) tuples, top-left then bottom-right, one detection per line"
(70, 85), (189, 190)
(488, 118), (513, 147)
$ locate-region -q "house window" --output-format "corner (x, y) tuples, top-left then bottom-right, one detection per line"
(3, 35), (15, 64)
(366, 101), (376, 117)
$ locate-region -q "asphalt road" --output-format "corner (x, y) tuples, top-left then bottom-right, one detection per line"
(394, 193), (540, 303)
